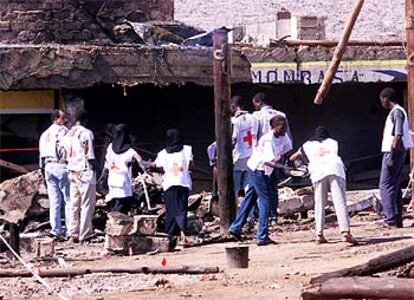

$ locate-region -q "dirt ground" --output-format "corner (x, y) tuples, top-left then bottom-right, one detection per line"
(1, 215), (414, 300)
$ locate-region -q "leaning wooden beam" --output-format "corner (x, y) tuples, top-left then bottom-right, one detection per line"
(0, 158), (29, 174)
(311, 245), (414, 284)
(314, 0), (365, 105)
(0, 265), (220, 278)
(302, 277), (414, 300)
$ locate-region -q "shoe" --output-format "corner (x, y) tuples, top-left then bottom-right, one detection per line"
(46, 233), (66, 242)
(257, 238), (277, 246)
(315, 235), (328, 245)
(342, 233), (359, 245)
(228, 230), (243, 242)
(380, 222), (399, 229)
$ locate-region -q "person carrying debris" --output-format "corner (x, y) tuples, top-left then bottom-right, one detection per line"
(39, 110), (70, 241)
(231, 95), (258, 197)
(103, 124), (143, 214)
(228, 115), (292, 246)
(63, 108), (97, 243)
(151, 129), (194, 246)
(289, 126), (358, 245)
(379, 87), (413, 228)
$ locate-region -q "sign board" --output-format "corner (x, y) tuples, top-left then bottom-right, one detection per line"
(251, 60), (407, 84)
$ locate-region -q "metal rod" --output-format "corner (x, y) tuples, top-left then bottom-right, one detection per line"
(271, 39), (406, 47)
(406, 0), (414, 167)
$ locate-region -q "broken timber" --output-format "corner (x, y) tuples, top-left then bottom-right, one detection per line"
(0, 159), (29, 174)
(311, 245), (414, 284)
(302, 277), (414, 300)
(0, 265), (220, 278)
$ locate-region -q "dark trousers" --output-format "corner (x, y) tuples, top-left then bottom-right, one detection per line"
(379, 151), (406, 226)
(109, 196), (134, 215)
(164, 186), (189, 236)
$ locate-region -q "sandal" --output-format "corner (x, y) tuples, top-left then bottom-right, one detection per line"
(315, 235), (327, 244)
(342, 233), (359, 245)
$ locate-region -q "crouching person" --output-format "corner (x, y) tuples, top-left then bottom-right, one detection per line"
(103, 124), (142, 214)
(63, 109), (97, 243)
(151, 129), (193, 246)
(228, 115), (292, 246)
(289, 126), (358, 245)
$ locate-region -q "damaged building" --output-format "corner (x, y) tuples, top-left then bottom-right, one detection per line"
(0, 0), (410, 189)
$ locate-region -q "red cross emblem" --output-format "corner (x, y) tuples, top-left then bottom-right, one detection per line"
(170, 162), (184, 176)
(243, 130), (254, 148)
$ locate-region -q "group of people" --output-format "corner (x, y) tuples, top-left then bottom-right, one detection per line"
(40, 107), (193, 245)
(39, 86), (413, 247)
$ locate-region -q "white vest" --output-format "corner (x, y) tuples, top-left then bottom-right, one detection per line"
(302, 138), (346, 183)
(381, 104), (413, 152)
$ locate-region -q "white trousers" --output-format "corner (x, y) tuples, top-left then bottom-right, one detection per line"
(313, 175), (350, 236)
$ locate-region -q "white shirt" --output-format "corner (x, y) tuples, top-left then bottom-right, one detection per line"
(105, 144), (138, 200)
(39, 123), (68, 163)
(247, 131), (292, 175)
(232, 111), (258, 163)
(253, 106), (287, 139)
(63, 124), (95, 172)
(155, 145), (193, 191)
(381, 104), (414, 152)
(302, 138), (346, 183)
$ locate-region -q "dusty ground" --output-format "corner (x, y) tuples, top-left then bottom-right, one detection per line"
(1, 214), (414, 300)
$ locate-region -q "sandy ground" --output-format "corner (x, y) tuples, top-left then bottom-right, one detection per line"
(1, 215), (414, 300)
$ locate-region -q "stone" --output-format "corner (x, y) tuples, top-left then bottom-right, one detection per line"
(104, 234), (176, 254)
(105, 212), (134, 236)
(34, 238), (55, 258)
(132, 215), (158, 236)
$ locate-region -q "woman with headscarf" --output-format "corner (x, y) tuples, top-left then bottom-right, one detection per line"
(104, 124), (142, 214)
(290, 126), (358, 245)
(152, 129), (194, 245)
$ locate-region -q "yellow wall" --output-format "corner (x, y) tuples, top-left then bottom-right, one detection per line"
(0, 90), (55, 114)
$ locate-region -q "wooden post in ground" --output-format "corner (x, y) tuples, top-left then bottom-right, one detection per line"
(313, 0), (365, 105)
(406, 0), (414, 166)
(213, 28), (236, 233)
(9, 223), (20, 256)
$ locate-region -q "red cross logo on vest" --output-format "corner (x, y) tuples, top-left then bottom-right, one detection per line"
(243, 130), (254, 148)
(110, 161), (119, 171)
(170, 162), (184, 176)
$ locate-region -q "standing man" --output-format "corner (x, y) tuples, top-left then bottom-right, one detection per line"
(231, 95), (258, 197)
(39, 110), (70, 241)
(379, 87), (413, 228)
(252, 92), (291, 139)
(228, 115), (292, 246)
(63, 108), (97, 243)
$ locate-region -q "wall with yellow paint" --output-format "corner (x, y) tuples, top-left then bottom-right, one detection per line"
(0, 90), (56, 114)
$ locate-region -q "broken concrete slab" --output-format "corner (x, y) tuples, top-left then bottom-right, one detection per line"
(104, 234), (176, 254)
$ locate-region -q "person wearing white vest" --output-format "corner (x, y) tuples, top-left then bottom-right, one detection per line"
(379, 87), (413, 228)
(39, 110), (70, 241)
(152, 129), (193, 246)
(63, 108), (97, 243)
(103, 124), (142, 214)
(251, 92), (292, 140)
(290, 126), (357, 245)
(231, 95), (258, 197)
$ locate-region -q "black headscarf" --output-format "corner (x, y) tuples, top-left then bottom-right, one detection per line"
(112, 124), (132, 154)
(309, 125), (330, 142)
(165, 128), (184, 153)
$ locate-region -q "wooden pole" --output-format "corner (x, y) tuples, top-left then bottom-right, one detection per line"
(9, 223), (20, 256)
(311, 244), (414, 284)
(302, 277), (414, 300)
(0, 265), (220, 278)
(313, 0), (365, 105)
(406, 0), (414, 166)
(0, 159), (29, 174)
(272, 39), (405, 47)
(213, 28), (236, 233)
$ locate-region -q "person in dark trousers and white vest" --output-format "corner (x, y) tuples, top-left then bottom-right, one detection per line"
(379, 87), (413, 228)
(152, 129), (194, 246)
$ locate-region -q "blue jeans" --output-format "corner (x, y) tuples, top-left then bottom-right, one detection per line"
(45, 162), (70, 236)
(229, 168), (277, 242)
(233, 169), (248, 197)
(379, 151), (406, 226)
